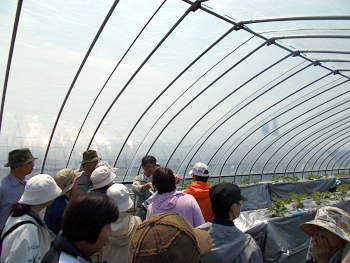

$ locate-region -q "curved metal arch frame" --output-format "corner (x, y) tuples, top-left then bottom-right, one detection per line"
(259, 113), (350, 175)
(129, 11), (350, 178)
(272, 115), (350, 174)
(311, 137), (350, 173)
(136, 41), (269, 176)
(118, 24), (247, 181)
(235, 85), (350, 176)
(343, 156), (350, 171)
(6, 1), (350, 176)
(328, 141), (350, 172)
(244, 76), (345, 174)
(86, 2), (200, 151)
(291, 112), (350, 175)
(203, 73), (339, 176)
(65, 0), (167, 167)
(292, 107), (350, 174)
(164, 53), (293, 174)
(40, 0), (121, 173)
(337, 150), (350, 173)
(207, 76), (346, 178)
(0, 0), (23, 133)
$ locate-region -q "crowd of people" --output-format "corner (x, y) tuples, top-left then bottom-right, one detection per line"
(0, 147), (349, 263)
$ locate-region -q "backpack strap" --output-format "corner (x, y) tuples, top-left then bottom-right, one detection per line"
(0, 220), (36, 243)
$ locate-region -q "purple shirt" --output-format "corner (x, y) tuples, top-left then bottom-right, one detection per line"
(146, 190), (205, 227)
(0, 172), (26, 230)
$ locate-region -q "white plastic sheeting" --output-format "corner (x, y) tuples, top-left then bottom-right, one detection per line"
(1, 0), (350, 181)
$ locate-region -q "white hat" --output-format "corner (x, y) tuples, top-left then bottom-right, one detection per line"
(189, 162), (209, 177)
(96, 161), (119, 173)
(107, 184), (133, 212)
(19, 174), (62, 205)
(91, 166), (116, 189)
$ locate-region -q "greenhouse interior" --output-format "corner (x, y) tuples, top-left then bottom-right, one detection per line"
(1, 0), (350, 262)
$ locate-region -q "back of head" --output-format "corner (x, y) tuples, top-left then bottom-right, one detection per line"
(62, 192), (119, 244)
(128, 212), (212, 263)
(141, 155), (157, 166)
(152, 167), (176, 194)
(209, 183), (246, 219)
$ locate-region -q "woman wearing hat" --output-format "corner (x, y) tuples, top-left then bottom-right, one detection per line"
(300, 206), (350, 263)
(44, 168), (82, 235)
(90, 166), (116, 193)
(91, 184), (142, 263)
(0, 174), (62, 263)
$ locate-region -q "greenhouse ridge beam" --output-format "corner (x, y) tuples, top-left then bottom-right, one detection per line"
(41, 0), (120, 173)
(241, 16), (350, 24)
(66, 0), (166, 168)
(0, 0), (23, 134)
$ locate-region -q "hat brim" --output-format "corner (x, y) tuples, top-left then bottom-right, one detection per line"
(241, 195), (248, 201)
(92, 172), (116, 189)
(4, 157), (38, 167)
(300, 220), (350, 243)
(59, 171), (82, 196)
(80, 156), (101, 164)
(193, 228), (212, 256)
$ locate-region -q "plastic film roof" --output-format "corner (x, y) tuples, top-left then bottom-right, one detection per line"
(1, 0), (350, 182)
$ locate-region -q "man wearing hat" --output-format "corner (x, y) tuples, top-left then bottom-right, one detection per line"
(184, 162), (214, 222)
(44, 168), (82, 234)
(198, 183), (263, 263)
(0, 148), (37, 230)
(75, 149), (101, 192)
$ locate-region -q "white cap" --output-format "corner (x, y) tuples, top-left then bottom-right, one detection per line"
(107, 183), (133, 212)
(96, 161), (119, 173)
(91, 166), (116, 189)
(19, 174), (62, 205)
(189, 162), (209, 177)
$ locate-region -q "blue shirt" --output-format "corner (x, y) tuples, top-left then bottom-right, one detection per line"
(44, 195), (69, 235)
(0, 172), (26, 230)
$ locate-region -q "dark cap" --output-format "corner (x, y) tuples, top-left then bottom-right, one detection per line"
(4, 148), (38, 167)
(80, 150), (101, 164)
(209, 183), (247, 208)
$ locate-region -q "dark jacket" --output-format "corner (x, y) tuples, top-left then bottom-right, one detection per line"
(44, 195), (69, 235)
(41, 233), (92, 263)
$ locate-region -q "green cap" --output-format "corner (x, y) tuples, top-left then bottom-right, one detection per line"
(80, 150), (101, 164)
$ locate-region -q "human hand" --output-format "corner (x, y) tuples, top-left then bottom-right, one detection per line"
(313, 235), (332, 263)
(174, 174), (181, 184)
(141, 182), (154, 192)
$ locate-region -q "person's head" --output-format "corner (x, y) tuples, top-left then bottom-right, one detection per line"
(90, 166), (116, 192)
(107, 183), (133, 213)
(300, 206), (350, 254)
(152, 167), (176, 194)
(81, 150), (101, 175)
(62, 192), (119, 256)
(128, 212), (212, 263)
(209, 183), (247, 220)
(189, 162), (209, 183)
(5, 148), (38, 178)
(141, 155), (157, 177)
(10, 174), (62, 216)
(54, 168), (82, 197)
